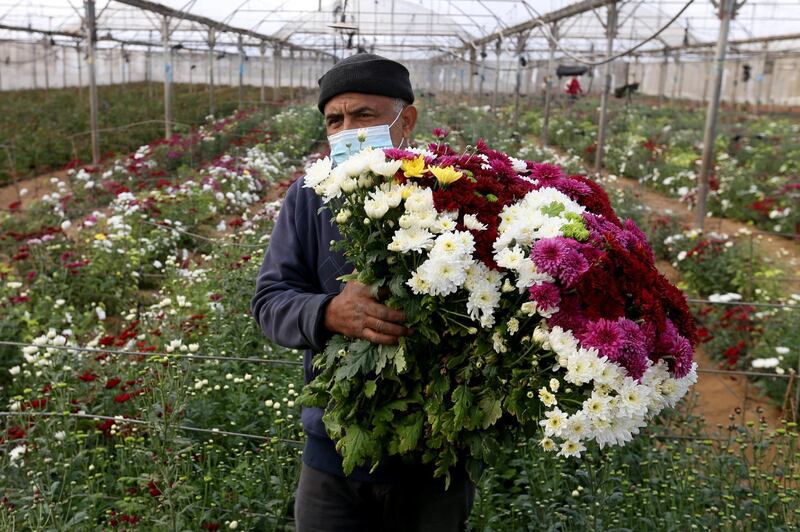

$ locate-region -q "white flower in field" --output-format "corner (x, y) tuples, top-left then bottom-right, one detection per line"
(6, 281), (22, 290)
(463, 214), (487, 232)
(52, 335), (67, 346)
(61, 220), (72, 231)
(557, 439), (586, 458)
(775, 346), (790, 355)
(708, 292), (741, 303)
(549, 379), (560, 392)
(9, 445), (27, 465)
(228, 520), (239, 530)
(583, 392), (612, 421)
(304, 157), (333, 189)
(751, 357), (779, 369)
(19, 188), (28, 196)
(95, 307), (107, 321)
(520, 301), (538, 317)
(54, 431), (66, 441)
(264, 399), (274, 408)
(8, 366), (20, 376)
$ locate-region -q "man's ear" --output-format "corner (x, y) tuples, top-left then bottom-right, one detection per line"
(401, 105), (418, 137)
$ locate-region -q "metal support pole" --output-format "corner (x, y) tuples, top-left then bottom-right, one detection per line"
(289, 48), (295, 101)
(754, 41), (768, 114)
(478, 45), (486, 105)
(468, 46), (476, 98)
(513, 32), (529, 132)
(273, 44), (282, 102)
(259, 42), (266, 103)
(492, 39), (501, 109)
(43, 38), (50, 92)
(76, 44), (83, 98)
(594, 2), (617, 173)
(542, 23), (558, 146)
(658, 49), (669, 105)
(208, 28), (215, 116)
(83, 0), (100, 164)
(237, 35), (244, 110)
(694, 0), (737, 229)
(62, 43), (67, 88)
(162, 15), (172, 139)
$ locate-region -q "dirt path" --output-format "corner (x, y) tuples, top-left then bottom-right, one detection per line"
(0, 169), (69, 211)
(612, 175), (800, 268)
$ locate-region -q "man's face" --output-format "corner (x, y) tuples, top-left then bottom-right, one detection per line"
(323, 92), (417, 148)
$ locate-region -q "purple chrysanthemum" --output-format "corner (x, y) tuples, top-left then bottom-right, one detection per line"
(580, 318), (625, 361)
(529, 162), (564, 181)
(671, 335), (693, 378)
(557, 249), (589, 288)
(531, 238), (568, 276)
(528, 282), (561, 312)
(620, 349), (649, 381)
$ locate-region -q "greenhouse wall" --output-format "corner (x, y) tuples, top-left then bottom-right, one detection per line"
(1, 40), (799, 106)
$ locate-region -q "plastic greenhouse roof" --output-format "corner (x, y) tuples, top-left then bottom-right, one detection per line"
(1, 0), (800, 60)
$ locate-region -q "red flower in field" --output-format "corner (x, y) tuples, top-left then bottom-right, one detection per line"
(27, 398), (48, 409)
(114, 392), (133, 403)
(228, 217), (244, 228)
(78, 370), (98, 382)
(8, 200), (21, 212)
(9, 295), (29, 304)
(98, 335), (116, 347)
(209, 293), (223, 302)
(7, 426), (26, 440)
(105, 377), (122, 389)
(96, 419), (114, 435)
(26, 270), (37, 282)
(201, 522), (220, 530)
(147, 480), (162, 497)
(11, 251), (29, 261)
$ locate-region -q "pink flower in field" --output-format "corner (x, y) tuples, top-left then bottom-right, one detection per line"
(432, 128), (450, 139)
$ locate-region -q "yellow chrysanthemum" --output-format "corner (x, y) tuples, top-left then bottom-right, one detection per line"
(401, 155), (425, 178)
(94, 233), (107, 241)
(430, 165), (462, 186)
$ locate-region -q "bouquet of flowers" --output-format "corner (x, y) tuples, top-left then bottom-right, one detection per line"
(299, 132), (697, 483)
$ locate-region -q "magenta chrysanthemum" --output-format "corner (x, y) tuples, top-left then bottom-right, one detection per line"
(528, 282), (561, 312)
(580, 319), (625, 361)
(531, 238), (568, 276)
(529, 162), (564, 181)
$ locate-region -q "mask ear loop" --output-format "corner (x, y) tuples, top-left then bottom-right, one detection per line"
(390, 107), (406, 149)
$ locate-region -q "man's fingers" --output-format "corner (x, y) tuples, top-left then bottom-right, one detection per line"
(365, 316), (409, 338)
(362, 328), (400, 345)
(365, 301), (406, 324)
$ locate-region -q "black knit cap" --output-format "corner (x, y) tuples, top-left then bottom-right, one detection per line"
(317, 53), (415, 113)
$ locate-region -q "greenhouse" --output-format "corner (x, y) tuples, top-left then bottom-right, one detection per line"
(0, 0), (798, 529)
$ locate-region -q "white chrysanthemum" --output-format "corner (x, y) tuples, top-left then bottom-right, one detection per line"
(538, 387), (557, 407)
(508, 156), (529, 173)
(364, 197), (389, 219)
(387, 227), (435, 253)
(404, 187), (435, 213)
(367, 150), (403, 177)
(615, 378), (651, 419)
(495, 246), (525, 270)
(557, 439), (586, 458)
(563, 412), (590, 441)
(463, 214), (488, 231)
(414, 256), (471, 296)
(582, 392), (612, 421)
(406, 271), (430, 295)
(430, 231), (475, 259)
(547, 326), (579, 358)
(540, 407), (568, 438)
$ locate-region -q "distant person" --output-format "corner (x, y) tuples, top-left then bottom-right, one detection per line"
(565, 76), (583, 105)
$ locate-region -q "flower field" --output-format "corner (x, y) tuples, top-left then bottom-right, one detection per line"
(1, 100), (799, 529)
(523, 99), (800, 235)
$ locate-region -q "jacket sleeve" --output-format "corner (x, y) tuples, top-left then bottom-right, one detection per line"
(250, 180), (336, 352)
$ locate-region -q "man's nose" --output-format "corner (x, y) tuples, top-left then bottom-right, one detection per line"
(342, 116), (358, 131)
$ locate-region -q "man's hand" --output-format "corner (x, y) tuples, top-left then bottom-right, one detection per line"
(324, 281), (410, 345)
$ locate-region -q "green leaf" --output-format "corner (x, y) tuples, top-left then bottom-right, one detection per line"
(478, 395), (503, 429)
(364, 380), (377, 398)
(396, 412), (424, 453)
(335, 425), (375, 475)
(394, 345), (407, 373)
(452, 385), (473, 431)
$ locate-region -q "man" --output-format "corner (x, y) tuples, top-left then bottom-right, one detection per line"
(565, 76), (582, 106)
(251, 53), (474, 532)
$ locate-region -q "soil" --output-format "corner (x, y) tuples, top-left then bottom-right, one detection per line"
(611, 178), (797, 430)
(0, 169), (70, 212)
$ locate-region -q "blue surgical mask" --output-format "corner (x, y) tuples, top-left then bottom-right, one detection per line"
(327, 109), (405, 165)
